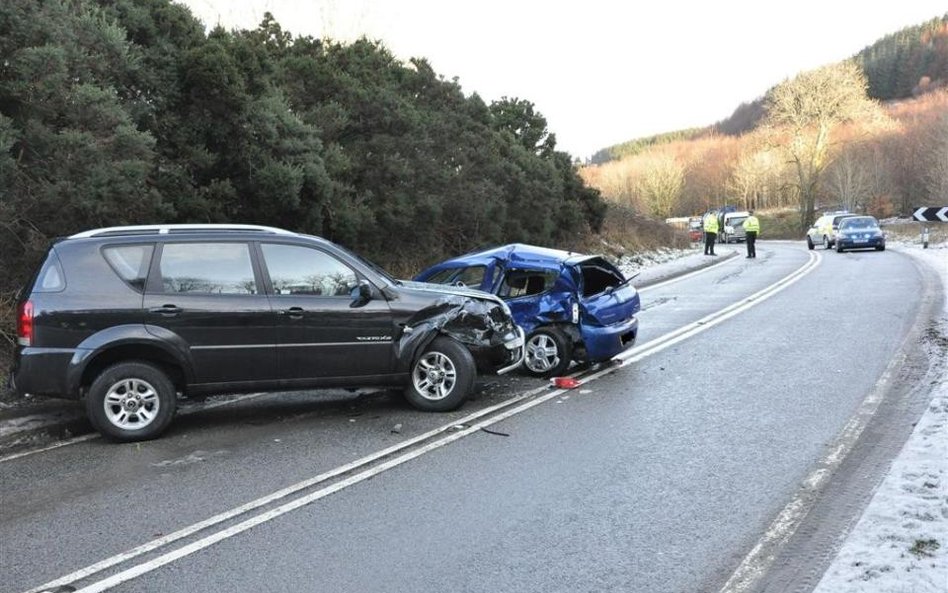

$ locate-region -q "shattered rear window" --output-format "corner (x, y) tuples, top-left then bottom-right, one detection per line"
(578, 259), (626, 297)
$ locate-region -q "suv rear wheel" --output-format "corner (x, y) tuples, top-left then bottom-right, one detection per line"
(523, 327), (573, 378)
(85, 361), (177, 442)
(404, 337), (475, 412)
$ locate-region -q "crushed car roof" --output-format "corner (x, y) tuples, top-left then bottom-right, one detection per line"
(436, 243), (598, 269)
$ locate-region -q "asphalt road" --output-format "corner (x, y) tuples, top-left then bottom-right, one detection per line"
(0, 242), (939, 593)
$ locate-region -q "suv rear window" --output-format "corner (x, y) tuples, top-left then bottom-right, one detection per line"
(32, 251), (66, 293)
(158, 243), (257, 294)
(103, 244), (153, 291)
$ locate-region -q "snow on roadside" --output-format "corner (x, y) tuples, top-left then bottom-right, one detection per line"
(616, 246), (697, 276)
(812, 241), (948, 593)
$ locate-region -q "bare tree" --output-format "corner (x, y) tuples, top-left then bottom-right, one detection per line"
(926, 115), (948, 200)
(826, 145), (875, 212)
(764, 62), (886, 231)
(728, 144), (786, 210)
(635, 154), (684, 218)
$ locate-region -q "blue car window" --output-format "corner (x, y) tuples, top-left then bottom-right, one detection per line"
(455, 266), (486, 288)
(499, 270), (558, 298)
(425, 267), (460, 284)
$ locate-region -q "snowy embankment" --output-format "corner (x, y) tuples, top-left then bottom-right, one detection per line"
(813, 241), (947, 593)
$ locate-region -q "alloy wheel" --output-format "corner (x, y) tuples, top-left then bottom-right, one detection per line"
(103, 378), (160, 430)
(525, 333), (561, 374)
(412, 352), (457, 401)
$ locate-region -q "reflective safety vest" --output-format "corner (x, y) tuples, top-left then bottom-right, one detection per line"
(743, 216), (760, 233)
(703, 214), (719, 233)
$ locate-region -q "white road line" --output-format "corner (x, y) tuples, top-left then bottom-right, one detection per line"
(0, 433), (99, 463)
(24, 249), (820, 593)
(0, 392), (273, 464)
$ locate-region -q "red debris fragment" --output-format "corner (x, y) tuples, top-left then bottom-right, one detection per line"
(550, 376), (580, 389)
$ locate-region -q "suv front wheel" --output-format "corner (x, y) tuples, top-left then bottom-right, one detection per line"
(404, 337), (475, 412)
(85, 361), (177, 442)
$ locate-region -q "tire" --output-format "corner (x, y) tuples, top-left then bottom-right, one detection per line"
(876, 245), (886, 251)
(404, 337), (475, 412)
(523, 327), (573, 378)
(806, 236), (814, 250)
(836, 243), (844, 253)
(85, 361), (177, 442)
(823, 236), (831, 250)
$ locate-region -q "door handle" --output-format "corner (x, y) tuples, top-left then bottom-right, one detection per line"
(281, 306), (304, 319)
(149, 304), (181, 316)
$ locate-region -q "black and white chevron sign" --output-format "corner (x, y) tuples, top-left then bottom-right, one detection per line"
(913, 207), (948, 222)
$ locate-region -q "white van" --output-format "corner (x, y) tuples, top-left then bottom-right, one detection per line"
(721, 211), (751, 243)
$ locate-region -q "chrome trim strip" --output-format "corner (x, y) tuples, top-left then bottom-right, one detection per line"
(190, 344), (275, 350)
(277, 342), (392, 348)
(191, 341), (393, 350)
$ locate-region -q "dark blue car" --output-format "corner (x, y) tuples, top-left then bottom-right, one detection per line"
(415, 244), (640, 377)
(835, 216), (886, 252)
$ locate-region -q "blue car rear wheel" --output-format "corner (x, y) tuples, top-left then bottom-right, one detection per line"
(523, 327), (572, 378)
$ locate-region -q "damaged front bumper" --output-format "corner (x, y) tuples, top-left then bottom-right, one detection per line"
(394, 288), (526, 375)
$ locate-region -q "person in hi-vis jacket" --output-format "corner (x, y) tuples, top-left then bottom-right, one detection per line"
(703, 212), (718, 256)
(743, 210), (760, 258)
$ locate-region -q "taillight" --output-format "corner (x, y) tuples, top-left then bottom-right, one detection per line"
(17, 300), (33, 346)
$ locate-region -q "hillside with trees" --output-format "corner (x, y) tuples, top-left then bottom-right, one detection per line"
(583, 13), (948, 233)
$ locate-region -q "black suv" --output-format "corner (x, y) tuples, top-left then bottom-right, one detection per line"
(11, 225), (524, 441)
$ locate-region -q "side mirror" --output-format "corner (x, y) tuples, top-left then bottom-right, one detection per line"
(350, 279), (373, 306)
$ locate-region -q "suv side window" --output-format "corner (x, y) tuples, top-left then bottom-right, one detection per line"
(261, 244), (357, 296)
(103, 244), (153, 291)
(32, 251), (66, 293)
(158, 243), (257, 294)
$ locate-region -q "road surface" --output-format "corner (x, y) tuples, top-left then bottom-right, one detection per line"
(1, 242), (941, 593)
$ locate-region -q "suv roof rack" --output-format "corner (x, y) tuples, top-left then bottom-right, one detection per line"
(69, 224), (297, 239)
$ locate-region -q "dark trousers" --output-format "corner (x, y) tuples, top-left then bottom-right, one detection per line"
(746, 231), (757, 257)
(704, 232), (716, 255)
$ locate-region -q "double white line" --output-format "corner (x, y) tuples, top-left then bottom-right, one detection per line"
(26, 251), (820, 593)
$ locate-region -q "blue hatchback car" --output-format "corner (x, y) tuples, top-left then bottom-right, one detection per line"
(415, 244), (640, 377)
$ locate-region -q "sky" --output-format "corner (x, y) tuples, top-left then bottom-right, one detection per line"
(178, 1), (947, 159)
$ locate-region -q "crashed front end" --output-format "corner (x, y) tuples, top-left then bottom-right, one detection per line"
(395, 285), (525, 375)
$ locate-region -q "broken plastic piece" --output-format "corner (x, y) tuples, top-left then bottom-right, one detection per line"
(550, 377), (580, 389)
